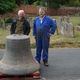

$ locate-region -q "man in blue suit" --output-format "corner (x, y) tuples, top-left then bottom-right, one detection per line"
(33, 7), (56, 66)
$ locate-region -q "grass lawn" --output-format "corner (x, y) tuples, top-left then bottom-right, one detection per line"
(0, 16), (80, 48)
(52, 16), (80, 26)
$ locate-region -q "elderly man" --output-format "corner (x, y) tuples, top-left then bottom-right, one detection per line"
(33, 7), (56, 66)
(10, 10), (30, 35)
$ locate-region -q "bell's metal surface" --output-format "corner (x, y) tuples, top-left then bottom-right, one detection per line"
(0, 34), (40, 75)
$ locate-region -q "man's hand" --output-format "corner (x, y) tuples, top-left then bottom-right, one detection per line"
(49, 33), (52, 36)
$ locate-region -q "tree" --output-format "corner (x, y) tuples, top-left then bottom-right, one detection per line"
(43, 0), (80, 8)
(15, 0), (23, 6)
(68, 0), (80, 6)
(0, 0), (80, 14)
(0, 0), (16, 14)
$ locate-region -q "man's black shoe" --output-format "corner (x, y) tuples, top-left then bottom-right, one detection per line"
(36, 60), (40, 64)
(43, 61), (49, 66)
(38, 61), (40, 64)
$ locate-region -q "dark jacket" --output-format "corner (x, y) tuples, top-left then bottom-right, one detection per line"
(10, 18), (30, 35)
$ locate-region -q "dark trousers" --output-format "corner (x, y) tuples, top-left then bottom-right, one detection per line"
(35, 34), (50, 63)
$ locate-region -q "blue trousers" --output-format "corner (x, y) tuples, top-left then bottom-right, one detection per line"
(35, 35), (50, 63)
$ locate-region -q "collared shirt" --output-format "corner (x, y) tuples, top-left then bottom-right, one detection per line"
(40, 17), (43, 23)
(40, 16), (45, 23)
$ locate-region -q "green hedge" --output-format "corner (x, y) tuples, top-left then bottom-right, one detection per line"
(0, 0), (16, 14)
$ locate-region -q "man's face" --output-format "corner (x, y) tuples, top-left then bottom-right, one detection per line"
(39, 8), (45, 17)
(19, 13), (24, 19)
(18, 11), (25, 20)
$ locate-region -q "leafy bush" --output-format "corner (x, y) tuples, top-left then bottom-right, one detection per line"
(33, 0), (41, 6)
(0, 0), (16, 14)
(5, 17), (13, 23)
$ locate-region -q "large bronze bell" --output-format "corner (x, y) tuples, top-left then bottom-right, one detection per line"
(0, 34), (40, 75)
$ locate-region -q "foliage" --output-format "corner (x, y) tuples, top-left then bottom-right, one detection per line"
(5, 17), (13, 23)
(0, 0), (80, 14)
(68, 0), (80, 7)
(43, 0), (80, 8)
(32, 0), (80, 8)
(0, 0), (16, 14)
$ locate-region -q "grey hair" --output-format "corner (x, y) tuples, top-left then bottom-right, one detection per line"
(39, 7), (47, 11)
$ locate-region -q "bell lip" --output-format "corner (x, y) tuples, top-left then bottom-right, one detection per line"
(0, 62), (40, 75)
(6, 34), (30, 40)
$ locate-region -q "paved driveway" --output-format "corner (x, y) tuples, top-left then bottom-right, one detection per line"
(0, 48), (80, 80)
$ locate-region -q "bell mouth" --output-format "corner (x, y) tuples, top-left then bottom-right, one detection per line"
(0, 61), (40, 75)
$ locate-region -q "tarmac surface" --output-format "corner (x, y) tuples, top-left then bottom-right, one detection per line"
(0, 48), (80, 80)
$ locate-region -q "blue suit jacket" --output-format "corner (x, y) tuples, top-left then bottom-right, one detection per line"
(33, 16), (56, 37)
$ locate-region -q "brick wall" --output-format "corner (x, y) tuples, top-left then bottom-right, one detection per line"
(0, 5), (80, 18)
(21, 5), (80, 16)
